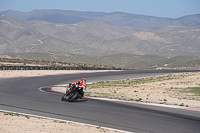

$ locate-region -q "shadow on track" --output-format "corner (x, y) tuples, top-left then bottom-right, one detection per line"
(62, 99), (88, 103)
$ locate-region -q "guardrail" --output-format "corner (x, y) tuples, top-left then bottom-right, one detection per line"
(0, 66), (115, 70)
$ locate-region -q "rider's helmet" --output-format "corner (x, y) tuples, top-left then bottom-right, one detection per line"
(81, 78), (86, 81)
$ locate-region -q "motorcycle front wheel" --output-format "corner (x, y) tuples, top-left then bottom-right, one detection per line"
(67, 91), (79, 102)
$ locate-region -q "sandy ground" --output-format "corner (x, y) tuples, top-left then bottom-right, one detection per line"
(0, 70), (115, 78)
(0, 112), (118, 133)
(0, 70), (200, 132)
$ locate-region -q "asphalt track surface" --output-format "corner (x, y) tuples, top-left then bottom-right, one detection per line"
(1, 70), (200, 133)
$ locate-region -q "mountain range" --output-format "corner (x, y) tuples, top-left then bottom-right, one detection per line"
(0, 9), (200, 69)
(1, 9), (200, 28)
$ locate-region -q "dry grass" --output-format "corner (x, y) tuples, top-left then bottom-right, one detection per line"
(86, 72), (200, 108)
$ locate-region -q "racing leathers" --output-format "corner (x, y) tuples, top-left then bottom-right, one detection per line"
(66, 78), (86, 98)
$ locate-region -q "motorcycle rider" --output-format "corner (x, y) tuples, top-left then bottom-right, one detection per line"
(79, 78), (87, 92)
(66, 78), (86, 98)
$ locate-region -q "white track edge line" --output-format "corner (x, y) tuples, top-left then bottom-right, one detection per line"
(0, 109), (133, 133)
(86, 97), (200, 112)
(86, 97), (184, 108)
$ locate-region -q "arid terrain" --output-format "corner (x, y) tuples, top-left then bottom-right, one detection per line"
(0, 70), (200, 133)
(0, 112), (118, 133)
(0, 70), (113, 78)
(86, 72), (200, 108)
(1, 14), (200, 59)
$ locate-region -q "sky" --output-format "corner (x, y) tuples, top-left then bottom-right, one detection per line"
(0, 0), (200, 18)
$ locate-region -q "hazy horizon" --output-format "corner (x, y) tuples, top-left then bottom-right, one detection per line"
(0, 0), (200, 18)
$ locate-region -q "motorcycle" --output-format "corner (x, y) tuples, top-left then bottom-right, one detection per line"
(61, 83), (84, 102)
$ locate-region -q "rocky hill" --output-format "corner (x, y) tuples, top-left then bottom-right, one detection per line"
(0, 15), (200, 57)
(1, 11), (200, 69)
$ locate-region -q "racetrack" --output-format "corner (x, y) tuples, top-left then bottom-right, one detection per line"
(1, 70), (200, 133)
